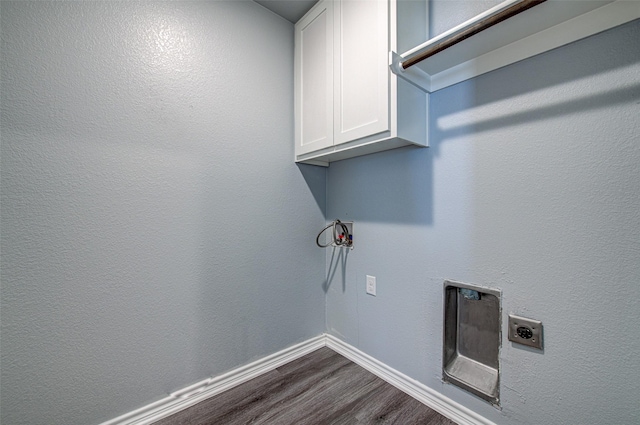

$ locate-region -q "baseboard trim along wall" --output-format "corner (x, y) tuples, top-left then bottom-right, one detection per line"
(100, 335), (326, 425)
(101, 334), (495, 425)
(324, 334), (496, 425)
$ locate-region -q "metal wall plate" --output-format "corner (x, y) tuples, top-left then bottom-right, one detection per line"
(443, 280), (501, 405)
(508, 314), (543, 350)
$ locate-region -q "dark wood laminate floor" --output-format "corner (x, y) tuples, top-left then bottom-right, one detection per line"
(154, 347), (457, 425)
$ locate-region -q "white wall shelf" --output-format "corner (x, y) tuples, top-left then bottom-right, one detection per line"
(390, 0), (640, 93)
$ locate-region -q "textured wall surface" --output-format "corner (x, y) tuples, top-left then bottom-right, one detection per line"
(428, 0), (504, 37)
(3, 2), (640, 425)
(0, 2), (326, 424)
(326, 19), (640, 425)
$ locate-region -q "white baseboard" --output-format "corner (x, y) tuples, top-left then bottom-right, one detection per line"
(100, 335), (326, 425)
(324, 334), (496, 425)
(102, 334), (494, 425)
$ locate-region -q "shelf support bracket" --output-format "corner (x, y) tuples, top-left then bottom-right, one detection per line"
(389, 51), (432, 93)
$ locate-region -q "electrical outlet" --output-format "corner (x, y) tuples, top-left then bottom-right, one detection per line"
(366, 275), (376, 296)
(508, 314), (543, 350)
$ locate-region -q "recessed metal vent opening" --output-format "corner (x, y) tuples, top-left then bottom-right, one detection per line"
(443, 280), (501, 405)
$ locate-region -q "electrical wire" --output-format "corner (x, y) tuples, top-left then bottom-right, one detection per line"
(316, 219), (352, 248)
(316, 222), (335, 248)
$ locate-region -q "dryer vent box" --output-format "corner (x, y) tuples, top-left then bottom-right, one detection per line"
(443, 280), (501, 405)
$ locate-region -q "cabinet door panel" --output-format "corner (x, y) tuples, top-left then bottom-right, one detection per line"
(334, 0), (389, 145)
(295, 1), (333, 156)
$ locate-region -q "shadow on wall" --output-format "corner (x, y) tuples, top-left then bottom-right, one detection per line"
(311, 22), (640, 230)
(433, 83), (640, 143)
(297, 163), (327, 216)
(326, 145), (434, 225)
(323, 246), (350, 293)
(430, 20), (640, 153)
(324, 23), (640, 227)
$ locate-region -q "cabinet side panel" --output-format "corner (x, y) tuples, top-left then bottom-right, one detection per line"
(396, 78), (428, 146)
(395, 0), (428, 146)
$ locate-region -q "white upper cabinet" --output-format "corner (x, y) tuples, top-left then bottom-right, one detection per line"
(295, 0), (429, 166)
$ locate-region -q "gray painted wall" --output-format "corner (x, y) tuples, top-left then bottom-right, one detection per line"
(0, 2), (326, 424)
(2, 1), (639, 425)
(326, 19), (640, 425)
(428, 0), (504, 38)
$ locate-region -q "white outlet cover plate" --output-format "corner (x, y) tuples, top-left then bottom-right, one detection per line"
(366, 275), (376, 296)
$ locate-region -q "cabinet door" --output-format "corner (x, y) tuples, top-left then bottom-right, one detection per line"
(295, 0), (333, 156)
(334, 0), (389, 145)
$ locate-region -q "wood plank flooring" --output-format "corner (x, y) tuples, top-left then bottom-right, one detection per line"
(154, 347), (457, 425)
